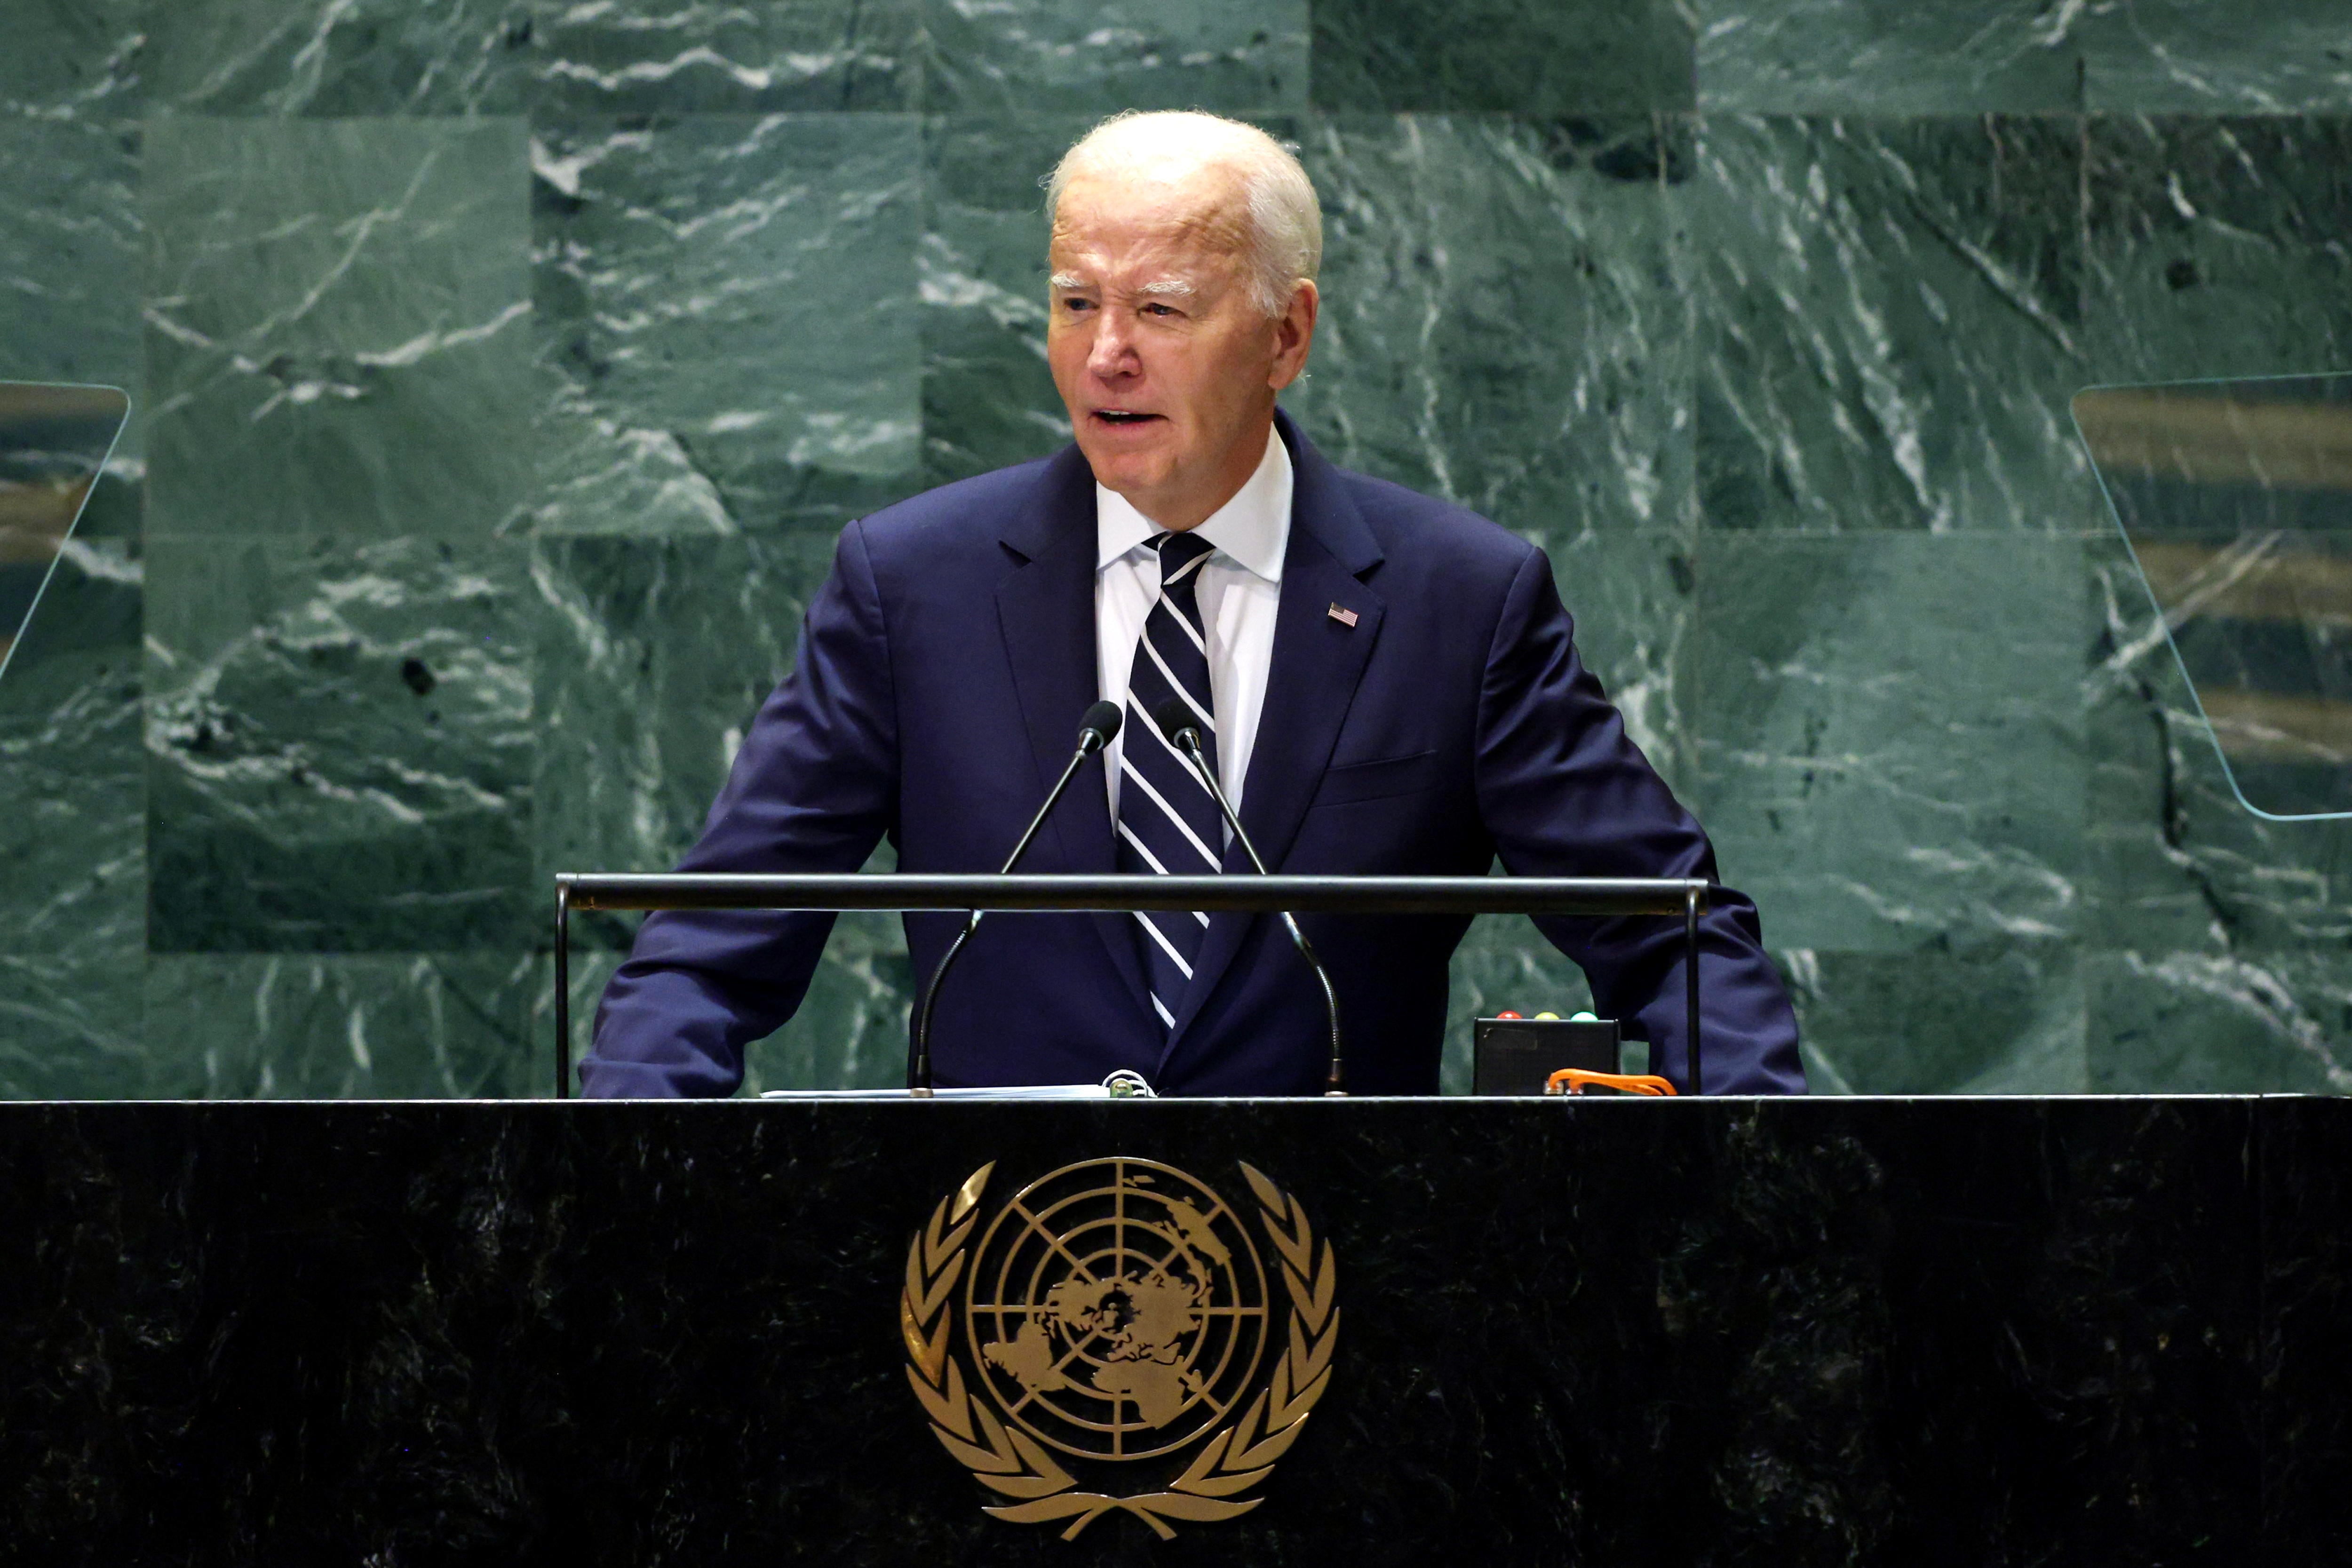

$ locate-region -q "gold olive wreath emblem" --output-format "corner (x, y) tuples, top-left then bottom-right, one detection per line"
(899, 1157), (1339, 1540)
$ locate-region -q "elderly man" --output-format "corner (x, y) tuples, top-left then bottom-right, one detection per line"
(583, 111), (1804, 1097)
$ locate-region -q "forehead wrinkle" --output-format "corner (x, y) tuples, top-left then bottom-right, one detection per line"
(1045, 241), (1223, 300)
(1052, 167), (1255, 259)
(1049, 185), (1248, 308)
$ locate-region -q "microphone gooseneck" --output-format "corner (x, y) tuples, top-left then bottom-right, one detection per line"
(1147, 699), (1348, 1097)
(908, 700), (1122, 1096)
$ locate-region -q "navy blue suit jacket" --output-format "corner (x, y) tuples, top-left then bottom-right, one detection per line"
(584, 414), (1804, 1097)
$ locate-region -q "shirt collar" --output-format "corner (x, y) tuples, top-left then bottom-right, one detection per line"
(1094, 425), (1292, 583)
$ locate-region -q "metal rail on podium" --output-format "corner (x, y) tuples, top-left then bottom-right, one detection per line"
(550, 874), (1710, 1098)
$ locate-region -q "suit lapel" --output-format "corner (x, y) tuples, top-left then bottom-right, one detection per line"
(1163, 414), (1386, 1055)
(994, 447), (1152, 1017)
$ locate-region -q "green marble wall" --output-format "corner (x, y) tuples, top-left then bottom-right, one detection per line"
(3, 0), (2348, 1098)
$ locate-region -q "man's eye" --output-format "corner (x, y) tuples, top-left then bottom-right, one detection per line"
(1061, 296), (1094, 311)
(1143, 302), (1177, 317)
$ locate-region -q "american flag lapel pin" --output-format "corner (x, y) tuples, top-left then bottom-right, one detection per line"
(1327, 602), (1360, 628)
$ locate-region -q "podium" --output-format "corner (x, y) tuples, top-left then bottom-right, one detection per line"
(551, 872), (1716, 1095)
(0, 1094), (2342, 1562)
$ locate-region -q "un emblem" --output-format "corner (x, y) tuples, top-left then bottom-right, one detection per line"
(900, 1157), (1339, 1539)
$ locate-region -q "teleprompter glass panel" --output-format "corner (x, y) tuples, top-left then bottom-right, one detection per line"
(0, 382), (130, 688)
(2075, 374), (2352, 821)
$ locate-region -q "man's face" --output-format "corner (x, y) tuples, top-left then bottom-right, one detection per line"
(1046, 165), (1315, 530)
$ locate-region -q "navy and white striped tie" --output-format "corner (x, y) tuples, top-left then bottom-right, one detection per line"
(1115, 531), (1224, 1032)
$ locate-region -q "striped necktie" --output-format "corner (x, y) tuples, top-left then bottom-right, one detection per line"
(1114, 531), (1223, 1032)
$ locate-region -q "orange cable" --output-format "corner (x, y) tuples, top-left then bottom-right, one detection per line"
(1543, 1067), (1677, 1097)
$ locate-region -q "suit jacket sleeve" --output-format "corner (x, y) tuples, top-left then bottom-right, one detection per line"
(580, 520), (900, 1097)
(1474, 546), (1804, 1094)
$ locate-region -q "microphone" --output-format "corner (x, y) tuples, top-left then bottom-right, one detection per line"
(1147, 698), (1347, 1097)
(908, 700), (1121, 1096)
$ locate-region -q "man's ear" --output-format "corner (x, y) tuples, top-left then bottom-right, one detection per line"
(1268, 279), (1319, 392)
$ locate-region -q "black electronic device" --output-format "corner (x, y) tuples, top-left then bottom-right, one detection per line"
(1472, 1014), (1623, 1096)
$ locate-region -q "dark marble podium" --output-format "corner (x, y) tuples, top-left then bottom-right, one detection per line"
(1, 1097), (2343, 1566)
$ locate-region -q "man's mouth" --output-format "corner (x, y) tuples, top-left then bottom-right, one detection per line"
(1093, 410), (1163, 427)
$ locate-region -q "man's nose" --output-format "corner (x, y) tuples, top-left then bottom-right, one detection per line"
(1087, 314), (1140, 379)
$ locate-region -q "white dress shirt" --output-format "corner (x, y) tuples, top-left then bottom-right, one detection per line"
(1095, 427), (1292, 826)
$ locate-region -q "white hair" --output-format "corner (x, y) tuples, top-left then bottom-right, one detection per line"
(1044, 110), (1323, 318)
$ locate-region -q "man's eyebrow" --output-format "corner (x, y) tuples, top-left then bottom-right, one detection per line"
(1137, 279), (1197, 298)
(1049, 272), (1086, 291)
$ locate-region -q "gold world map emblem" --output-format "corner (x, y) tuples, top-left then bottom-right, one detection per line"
(900, 1157), (1340, 1540)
